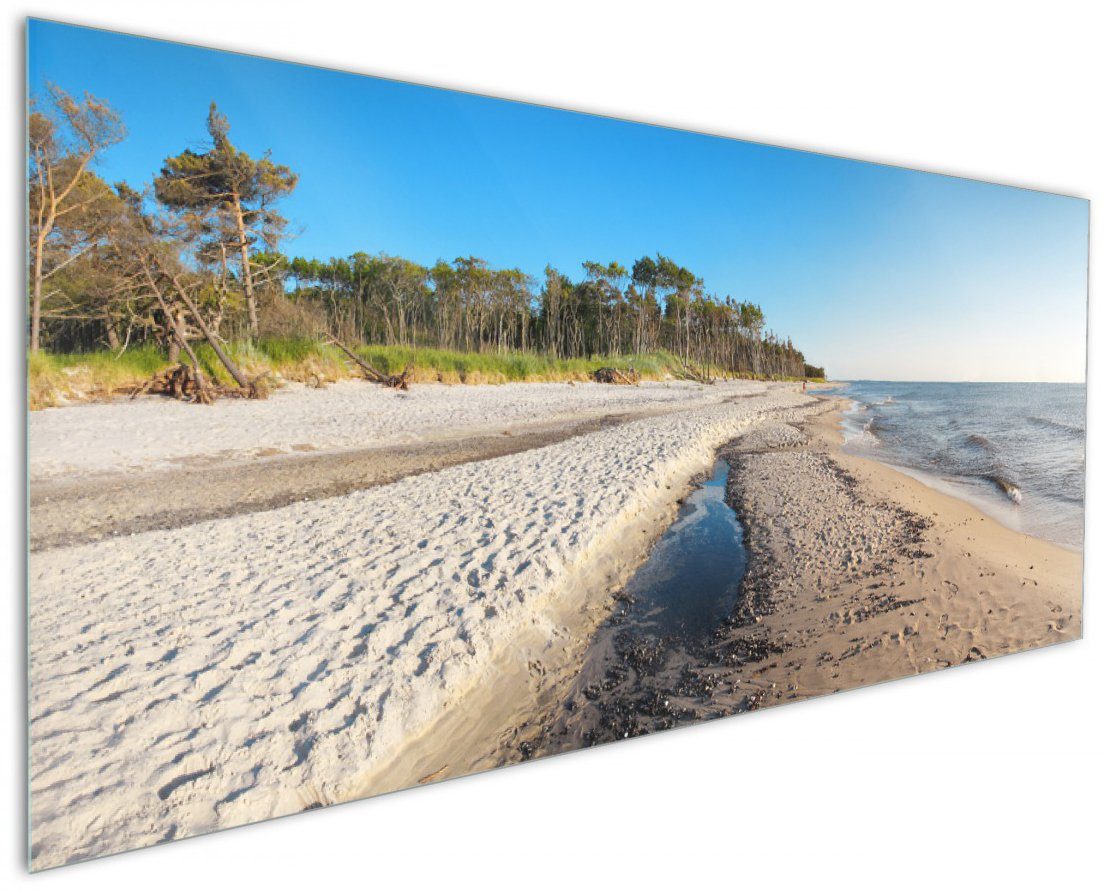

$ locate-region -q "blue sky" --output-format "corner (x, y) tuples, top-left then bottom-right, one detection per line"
(27, 19), (1089, 382)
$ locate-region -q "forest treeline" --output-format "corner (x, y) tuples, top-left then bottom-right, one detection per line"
(27, 85), (824, 386)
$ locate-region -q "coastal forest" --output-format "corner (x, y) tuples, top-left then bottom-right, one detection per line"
(28, 86), (823, 404)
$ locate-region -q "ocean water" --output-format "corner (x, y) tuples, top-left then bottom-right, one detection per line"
(835, 381), (1086, 549)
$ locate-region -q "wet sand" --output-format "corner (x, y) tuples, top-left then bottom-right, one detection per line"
(723, 401), (1082, 704)
(478, 397), (1083, 761)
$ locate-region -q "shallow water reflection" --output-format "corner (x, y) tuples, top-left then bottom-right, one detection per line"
(619, 458), (747, 641)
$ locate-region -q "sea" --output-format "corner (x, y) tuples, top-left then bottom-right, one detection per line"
(833, 381), (1086, 550)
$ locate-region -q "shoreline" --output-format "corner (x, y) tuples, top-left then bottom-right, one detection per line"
(866, 459), (1084, 554)
(727, 399), (1082, 703)
(477, 396), (1083, 760)
(835, 386), (1085, 552)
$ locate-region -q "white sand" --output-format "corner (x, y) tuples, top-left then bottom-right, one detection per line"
(29, 379), (770, 480)
(29, 383), (812, 868)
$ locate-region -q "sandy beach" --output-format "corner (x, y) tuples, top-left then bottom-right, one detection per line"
(27, 384), (1083, 869)
(28, 378), (751, 479)
(29, 380), (781, 551)
(28, 379), (811, 868)
(23, 22), (1093, 879)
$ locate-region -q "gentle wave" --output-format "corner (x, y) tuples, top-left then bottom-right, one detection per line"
(843, 412), (881, 447)
(1027, 415), (1085, 438)
(838, 381), (1085, 547)
(964, 433), (998, 452)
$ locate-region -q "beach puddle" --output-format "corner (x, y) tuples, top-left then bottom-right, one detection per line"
(614, 458), (747, 641)
(511, 457), (750, 756)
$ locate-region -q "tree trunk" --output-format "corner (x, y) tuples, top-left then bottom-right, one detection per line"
(146, 258), (253, 390)
(170, 278), (252, 390)
(232, 192), (259, 338)
(167, 308), (186, 363)
(30, 229), (47, 353)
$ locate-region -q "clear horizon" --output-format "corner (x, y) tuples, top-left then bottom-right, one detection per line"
(838, 379), (1086, 385)
(28, 20), (1090, 383)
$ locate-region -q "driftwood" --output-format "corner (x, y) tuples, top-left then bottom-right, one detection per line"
(131, 363), (272, 404)
(327, 337), (414, 390)
(678, 362), (714, 385)
(591, 366), (640, 385)
(131, 364), (212, 403)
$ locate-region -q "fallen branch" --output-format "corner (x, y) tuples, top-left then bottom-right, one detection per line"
(680, 362), (714, 385)
(144, 259), (255, 393)
(131, 364), (272, 404)
(327, 337), (414, 390)
(591, 366), (640, 385)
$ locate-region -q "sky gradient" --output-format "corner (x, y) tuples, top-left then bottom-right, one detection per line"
(27, 20), (1089, 382)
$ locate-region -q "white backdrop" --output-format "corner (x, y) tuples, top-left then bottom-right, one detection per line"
(3, 2), (1107, 888)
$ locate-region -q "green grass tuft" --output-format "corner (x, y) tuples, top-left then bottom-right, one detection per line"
(29, 340), (748, 409)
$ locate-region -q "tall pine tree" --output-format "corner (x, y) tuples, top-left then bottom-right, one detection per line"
(155, 103), (297, 337)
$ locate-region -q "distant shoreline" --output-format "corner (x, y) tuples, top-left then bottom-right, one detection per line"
(829, 379), (1085, 386)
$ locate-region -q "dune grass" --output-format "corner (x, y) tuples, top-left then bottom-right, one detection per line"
(28, 346), (170, 409)
(352, 344), (690, 385)
(28, 338), (767, 409)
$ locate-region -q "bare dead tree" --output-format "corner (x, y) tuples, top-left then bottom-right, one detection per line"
(27, 84), (125, 351)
